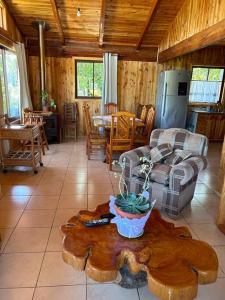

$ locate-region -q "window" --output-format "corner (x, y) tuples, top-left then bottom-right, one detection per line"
(0, 49), (20, 117)
(75, 60), (103, 98)
(189, 67), (225, 103)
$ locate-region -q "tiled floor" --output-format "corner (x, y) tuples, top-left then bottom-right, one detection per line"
(0, 140), (225, 300)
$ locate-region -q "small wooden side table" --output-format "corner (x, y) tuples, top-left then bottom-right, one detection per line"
(61, 203), (218, 300)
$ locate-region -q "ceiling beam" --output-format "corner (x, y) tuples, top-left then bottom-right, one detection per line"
(136, 0), (160, 50)
(99, 0), (106, 47)
(49, 0), (65, 45)
(158, 18), (225, 63)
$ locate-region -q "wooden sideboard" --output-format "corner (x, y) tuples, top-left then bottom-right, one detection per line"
(187, 111), (225, 140)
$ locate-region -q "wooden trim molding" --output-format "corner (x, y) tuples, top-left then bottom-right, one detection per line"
(50, 0), (65, 45)
(99, 0), (106, 47)
(158, 19), (225, 63)
(136, 0), (160, 50)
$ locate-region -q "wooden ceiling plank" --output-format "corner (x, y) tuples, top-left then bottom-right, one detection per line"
(99, 0), (106, 47)
(49, 0), (65, 44)
(136, 0), (161, 50)
(158, 18), (225, 63)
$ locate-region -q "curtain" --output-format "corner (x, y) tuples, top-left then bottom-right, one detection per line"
(14, 42), (33, 111)
(101, 53), (118, 114)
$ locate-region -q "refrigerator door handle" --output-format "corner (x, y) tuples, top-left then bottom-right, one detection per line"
(162, 83), (167, 117)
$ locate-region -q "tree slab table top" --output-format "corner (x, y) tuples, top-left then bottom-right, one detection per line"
(61, 203), (218, 300)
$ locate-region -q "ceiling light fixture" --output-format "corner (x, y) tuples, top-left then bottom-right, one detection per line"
(77, 7), (81, 17)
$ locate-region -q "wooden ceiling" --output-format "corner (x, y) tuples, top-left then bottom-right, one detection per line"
(5, 0), (186, 60)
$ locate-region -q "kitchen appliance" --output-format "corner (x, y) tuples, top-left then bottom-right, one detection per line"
(155, 70), (191, 129)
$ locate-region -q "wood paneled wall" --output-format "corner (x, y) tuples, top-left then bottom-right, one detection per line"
(160, 0), (225, 51)
(28, 56), (158, 135)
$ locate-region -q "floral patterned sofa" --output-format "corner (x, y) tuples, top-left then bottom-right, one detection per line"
(120, 128), (208, 218)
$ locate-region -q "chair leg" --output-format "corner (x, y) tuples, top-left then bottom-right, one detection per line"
(42, 129), (49, 150)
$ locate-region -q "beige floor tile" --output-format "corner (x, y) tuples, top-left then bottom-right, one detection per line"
(0, 195), (30, 210)
(64, 173), (88, 184)
(53, 209), (80, 227)
(138, 286), (160, 300)
(88, 194), (110, 210)
(4, 227), (50, 253)
(37, 252), (86, 286)
(58, 195), (87, 209)
(87, 284), (139, 300)
(189, 223), (225, 245)
(88, 160), (108, 169)
(17, 210), (55, 228)
(61, 183), (87, 195)
(194, 183), (214, 194)
(0, 210), (23, 228)
(0, 253), (43, 288)
(32, 184), (63, 196)
(88, 183), (113, 195)
(2, 185), (34, 196)
(182, 206), (214, 224)
(213, 246), (225, 274)
(0, 228), (13, 250)
(88, 174), (111, 184)
(68, 161), (87, 168)
(88, 169), (109, 176)
(0, 288), (34, 300)
(195, 193), (220, 207)
(196, 278), (225, 300)
(26, 196), (59, 210)
(33, 285), (86, 300)
(46, 228), (63, 251)
(67, 168), (87, 174)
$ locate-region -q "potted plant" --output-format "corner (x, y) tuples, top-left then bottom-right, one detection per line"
(109, 156), (156, 238)
(41, 90), (49, 112)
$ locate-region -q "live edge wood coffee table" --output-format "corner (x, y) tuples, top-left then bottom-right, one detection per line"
(61, 203), (218, 300)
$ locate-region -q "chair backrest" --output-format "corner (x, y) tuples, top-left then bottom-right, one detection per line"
(140, 105), (147, 122)
(105, 103), (118, 115)
(83, 104), (92, 135)
(143, 107), (155, 139)
(110, 111), (135, 147)
(149, 128), (208, 156)
(63, 103), (77, 123)
(136, 103), (153, 119)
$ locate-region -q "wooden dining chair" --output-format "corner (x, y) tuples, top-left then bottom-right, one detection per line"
(136, 103), (153, 119)
(83, 104), (106, 159)
(104, 103), (118, 115)
(134, 107), (155, 146)
(23, 111), (49, 155)
(106, 111), (135, 171)
(62, 102), (77, 141)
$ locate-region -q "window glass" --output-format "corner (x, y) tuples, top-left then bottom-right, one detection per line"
(76, 61), (103, 98)
(189, 67), (224, 103)
(0, 49), (20, 118)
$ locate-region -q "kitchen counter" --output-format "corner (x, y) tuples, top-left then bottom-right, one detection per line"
(191, 109), (225, 114)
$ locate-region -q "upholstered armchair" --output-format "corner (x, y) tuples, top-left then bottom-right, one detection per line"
(120, 128), (208, 218)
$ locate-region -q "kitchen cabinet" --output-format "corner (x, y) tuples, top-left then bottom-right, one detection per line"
(187, 111), (225, 140)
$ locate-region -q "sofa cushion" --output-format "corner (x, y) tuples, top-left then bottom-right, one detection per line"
(132, 163), (171, 185)
(150, 143), (173, 163)
(165, 149), (192, 166)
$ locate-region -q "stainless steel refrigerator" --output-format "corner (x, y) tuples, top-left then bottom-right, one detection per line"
(155, 70), (191, 129)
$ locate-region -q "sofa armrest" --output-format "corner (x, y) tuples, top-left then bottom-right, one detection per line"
(119, 145), (150, 179)
(169, 156), (208, 187)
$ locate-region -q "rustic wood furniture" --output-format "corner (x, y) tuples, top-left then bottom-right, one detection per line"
(83, 104), (106, 160)
(23, 111), (49, 155)
(0, 124), (43, 173)
(62, 102), (77, 141)
(134, 107), (155, 146)
(104, 103), (118, 115)
(61, 203), (218, 300)
(92, 115), (144, 130)
(106, 111), (135, 171)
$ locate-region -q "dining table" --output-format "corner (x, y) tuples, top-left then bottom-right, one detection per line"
(92, 115), (145, 129)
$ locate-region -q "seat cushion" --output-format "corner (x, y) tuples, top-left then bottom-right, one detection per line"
(132, 163), (171, 185)
(150, 143), (173, 163)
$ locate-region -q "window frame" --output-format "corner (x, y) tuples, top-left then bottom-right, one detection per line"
(189, 66), (225, 104)
(75, 59), (103, 99)
(0, 0), (6, 30)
